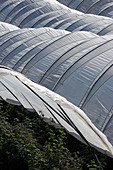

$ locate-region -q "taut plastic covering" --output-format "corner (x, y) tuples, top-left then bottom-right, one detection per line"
(0, 0), (113, 35)
(0, 27), (113, 146)
(57, 0), (113, 19)
(0, 0), (113, 157)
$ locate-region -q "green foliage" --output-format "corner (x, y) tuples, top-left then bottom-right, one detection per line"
(0, 102), (113, 170)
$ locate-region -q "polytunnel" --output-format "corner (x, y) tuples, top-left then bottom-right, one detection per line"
(0, 66), (113, 157)
(0, 0), (113, 158)
(57, 0), (113, 19)
(0, 0), (113, 35)
(0, 24), (113, 148)
(0, 21), (19, 31)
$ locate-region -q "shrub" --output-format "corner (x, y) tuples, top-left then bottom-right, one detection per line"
(0, 102), (112, 169)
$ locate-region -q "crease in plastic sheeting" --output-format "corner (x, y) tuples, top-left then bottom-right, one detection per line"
(0, 21), (19, 31)
(12, 69), (113, 155)
(0, 75), (34, 110)
(0, 67), (113, 157)
(1, 0), (113, 36)
(0, 81), (19, 104)
(63, 106), (113, 156)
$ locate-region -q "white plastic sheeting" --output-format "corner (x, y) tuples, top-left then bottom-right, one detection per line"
(0, 66), (113, 158)
(0, 0), (113, 158)
(0, 21), (19, 31)
(0, 0), (113, 35)
(0, 27), (113, 146)
(57, 0), (113, 19)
